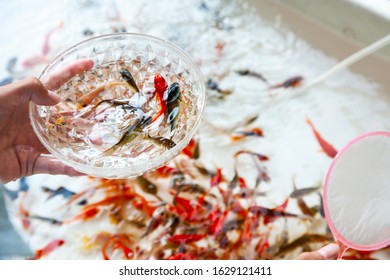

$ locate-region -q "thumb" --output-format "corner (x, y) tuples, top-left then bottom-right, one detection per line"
(296, 243), (339, 260)
(0, 77), (61, 111)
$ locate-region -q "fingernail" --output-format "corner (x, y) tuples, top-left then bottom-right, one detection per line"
(48, 91), (62, 103)
(317, 243), (339, 260)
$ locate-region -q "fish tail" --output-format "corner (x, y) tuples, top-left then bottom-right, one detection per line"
(305, 116), (314, 128)
(306, 116), (320, 138)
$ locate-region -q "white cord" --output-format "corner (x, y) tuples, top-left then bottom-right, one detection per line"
(298, 33), (390, 94)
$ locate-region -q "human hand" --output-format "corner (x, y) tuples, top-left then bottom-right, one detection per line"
(0, 59), (94, 183)
(296, 243), (339, 260)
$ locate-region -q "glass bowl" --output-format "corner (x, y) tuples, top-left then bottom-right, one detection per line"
(30, 33), (205, 178)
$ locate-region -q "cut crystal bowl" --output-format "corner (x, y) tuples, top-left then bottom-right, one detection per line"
(30, 33), (205, 178)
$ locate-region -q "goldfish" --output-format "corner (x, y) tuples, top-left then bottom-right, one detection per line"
(173, 196), (195, 221)
(155, 165), (179, 177)
(22, 22), (63, 69)
(270, 75), (303, 89)
(76, 81), (132, 108)
(234, 150), (269, 161)
(151, 73), (168, 123)
(27, 215), (62, 225)
(148, 136), (176, 150)
(249, 205), (298, 225)
(290, 177), (320, 217)
(210, 168), (224, 187)
(63, 208), (100, 224)
(142, 205), (168, 238)
(18, 192), (30, 230)
(206, 78), (232, 95)
(102, 234), (133, 260)
(82, 194), (136, 212)
(3, 177), (29, 200)
(168, 234), (205, 245)
(137, 176), (162, 201)
(236, 69), (268, 83)
(41, 186), (75, 200)
(167, 252), (198, 260)
(164, 82), (181, 132)
(306, 117), (338, 158)
(119, 68), (140, 93)
(230, 128), (264, 142)
(296, 197), (317, 217)
(22, 55), (47, 68)
(100, 115), (151, 157)
(276, 234), (331, 257)
(29, 239), (65, 260)
(181, 138), (200, 158)
(289, 185), (321, 198)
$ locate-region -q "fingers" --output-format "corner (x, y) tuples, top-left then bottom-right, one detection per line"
(0, 59), (94, 112)
(296, 252), (325, 260)
(15, 145), (84, 180)
(33, 155), (85, 177)
(296, 243), (339, 260)
(0, 77), (59, 111)
(44, 58), (94, 91)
